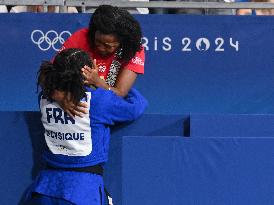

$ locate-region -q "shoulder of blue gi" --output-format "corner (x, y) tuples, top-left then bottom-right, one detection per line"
(88, 87), (148, 125)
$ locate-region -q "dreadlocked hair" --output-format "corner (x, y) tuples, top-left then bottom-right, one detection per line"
(37, 48), (93, 105)
(88, 4), (143, 63)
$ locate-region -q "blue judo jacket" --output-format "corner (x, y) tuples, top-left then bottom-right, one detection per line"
(39, 87), (148, 168)
(26, 87), (147, 205)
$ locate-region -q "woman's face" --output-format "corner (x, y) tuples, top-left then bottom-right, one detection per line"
(94, 30), (120, 57)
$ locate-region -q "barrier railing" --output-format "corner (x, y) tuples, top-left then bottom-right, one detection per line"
(1, 0), (274, 10)
(0, 0), (63, 6)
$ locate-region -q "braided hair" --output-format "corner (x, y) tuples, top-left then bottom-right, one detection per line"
(88, 5), (143, 63)
(37, 48), (93, 105)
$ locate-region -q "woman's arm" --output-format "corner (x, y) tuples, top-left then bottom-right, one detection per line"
(82, 64), (137, 97)
(112, 68), (137, 97)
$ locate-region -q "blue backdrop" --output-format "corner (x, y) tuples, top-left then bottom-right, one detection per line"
(1, 14), (274, 205)
(1, 14), (274, 113)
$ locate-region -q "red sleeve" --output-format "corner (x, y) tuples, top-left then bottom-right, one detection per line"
(123, 46), (145, 74)
(59, 28), (89, 52)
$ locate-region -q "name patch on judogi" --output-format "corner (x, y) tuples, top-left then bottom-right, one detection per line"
(40, 93), (92, 156)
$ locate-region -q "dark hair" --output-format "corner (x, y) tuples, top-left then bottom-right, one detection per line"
(37, 48), (93, 105)
(88, 5), (142, 63)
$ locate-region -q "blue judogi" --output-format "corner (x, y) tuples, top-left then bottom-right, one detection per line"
(24, 87), (147, 205)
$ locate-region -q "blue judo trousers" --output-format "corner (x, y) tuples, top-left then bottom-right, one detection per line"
(24, 87), (147, 205)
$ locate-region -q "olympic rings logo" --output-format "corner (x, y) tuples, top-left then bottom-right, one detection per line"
(31, 30), (71, 51)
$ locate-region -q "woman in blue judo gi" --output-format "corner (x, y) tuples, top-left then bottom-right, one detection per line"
(24, 48), (147, 205)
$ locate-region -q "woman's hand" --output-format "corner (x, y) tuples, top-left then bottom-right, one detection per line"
(82, 59), (101, 86)
(82, 59), (138, 97)
(52, 90), (88, 118)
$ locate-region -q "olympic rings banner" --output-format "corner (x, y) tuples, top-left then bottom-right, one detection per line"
(31, 29), (71, 51)
(1, 13), (274, 114)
